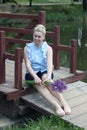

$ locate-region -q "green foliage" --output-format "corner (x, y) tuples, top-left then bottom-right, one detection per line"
(7, 115), (84, 130)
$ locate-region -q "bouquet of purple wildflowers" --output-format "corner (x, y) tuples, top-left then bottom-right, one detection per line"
(51, 79), (67, 93)
(44, 79), (67, 93)
(25, 79), (67, 93)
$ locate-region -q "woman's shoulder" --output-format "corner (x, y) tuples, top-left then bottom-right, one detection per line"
(26, 42), (34, 47)
(42, 41), (52, 51)
(43, 41), (52, 48)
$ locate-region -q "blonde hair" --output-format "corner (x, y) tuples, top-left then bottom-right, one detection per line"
(34, 24), (46, 36)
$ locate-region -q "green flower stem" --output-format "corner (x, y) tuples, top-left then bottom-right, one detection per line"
(43, 81), (51, 86)
(25, 80), (51, 87)
(25, 80), (35, 86)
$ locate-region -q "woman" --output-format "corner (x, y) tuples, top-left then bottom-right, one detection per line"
(24, 24), (71, 116)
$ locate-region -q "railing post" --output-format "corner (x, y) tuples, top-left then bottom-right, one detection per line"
(38, 11), (46, 26)
(15, 48), (23, 89)
(0, 31), (6, 83)
(70, 39), (77, 74)
(53, 25), (60, 70)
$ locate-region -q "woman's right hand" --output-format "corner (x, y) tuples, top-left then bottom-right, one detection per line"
(34, 76), (42, 85)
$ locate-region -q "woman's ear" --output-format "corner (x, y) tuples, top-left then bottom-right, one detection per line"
(43, 35), (45, 41)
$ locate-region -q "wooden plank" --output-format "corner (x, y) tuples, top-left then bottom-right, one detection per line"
(66, 94), (87, 107)
(69, 113), (87, 128)
(21, 92), (55, 114)
(0, 83), (20, 100)
(63, 81), (87, 99)
(0, 86), (18, 93)
(63, 86), (87, 100)
(53, 67), (74, 79)
(54, 67), (85, 79)
(63, 102), (87, 120)
(84, 124), (87, 130)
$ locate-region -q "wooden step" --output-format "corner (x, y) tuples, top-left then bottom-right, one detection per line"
(0, 84), (20, 100)
(0, 86), (18, 94)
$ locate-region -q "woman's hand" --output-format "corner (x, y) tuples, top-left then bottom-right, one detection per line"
(34, 76), (42, 85)
(42, 77), (53, 85)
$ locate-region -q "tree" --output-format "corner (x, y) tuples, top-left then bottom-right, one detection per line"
(29, 0), (32, 7)
(83, 0), (87, 12)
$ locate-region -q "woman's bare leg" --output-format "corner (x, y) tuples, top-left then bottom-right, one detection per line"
(42, 74), (71, 115)
(47, 87), (71, 115)
(35, 85), (65, 116)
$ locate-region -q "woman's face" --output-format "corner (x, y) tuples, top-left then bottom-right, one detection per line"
(33, 31), (45, 46)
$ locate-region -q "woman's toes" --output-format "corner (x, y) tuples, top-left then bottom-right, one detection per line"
(56, 109), (65, 117)
(63, 105), (71, 115)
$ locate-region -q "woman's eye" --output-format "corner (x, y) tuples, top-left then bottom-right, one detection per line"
(34, 35), (41, 38)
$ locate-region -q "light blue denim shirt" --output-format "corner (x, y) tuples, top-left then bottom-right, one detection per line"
(26, 41), (48, 73)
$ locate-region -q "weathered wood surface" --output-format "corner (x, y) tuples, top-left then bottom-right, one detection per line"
(0, 60), (87, 130)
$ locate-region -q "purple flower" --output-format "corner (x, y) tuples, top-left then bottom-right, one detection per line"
(25, 79), (67, 93)
(50, 79), (67, 93)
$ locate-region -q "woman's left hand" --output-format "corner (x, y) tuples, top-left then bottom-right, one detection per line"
(42, 77), (53, 85)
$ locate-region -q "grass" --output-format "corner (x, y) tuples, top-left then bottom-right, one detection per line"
(7, 115), (84, 130)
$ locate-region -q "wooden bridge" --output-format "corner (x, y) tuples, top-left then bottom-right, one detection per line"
(0, 11), (87, 129)
(1, 60), (87, 130)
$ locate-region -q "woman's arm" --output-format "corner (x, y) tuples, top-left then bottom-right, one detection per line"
(24, 46), (42, 84)
(47, 45), (53, 80)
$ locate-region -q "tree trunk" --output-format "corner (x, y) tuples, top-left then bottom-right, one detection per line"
(83, 0), (87, 12)
(29, 0), (32, 7)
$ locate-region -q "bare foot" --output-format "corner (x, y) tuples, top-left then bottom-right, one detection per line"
(63, 104), (71, 115)
(56, 108), (65, 117)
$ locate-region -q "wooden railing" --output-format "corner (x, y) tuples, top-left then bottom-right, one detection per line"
(0, 11), (77, 90)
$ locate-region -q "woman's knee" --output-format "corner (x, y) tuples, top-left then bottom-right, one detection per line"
(42, 74), (47, 81)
